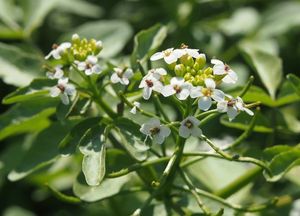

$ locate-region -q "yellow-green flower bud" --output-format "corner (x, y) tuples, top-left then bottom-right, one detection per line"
(72, 34), (80, 44)
(186, 66), (191, 73)
(191, 69), (197, 76)
(167, 62), (176, 70)
(175, 64), (186, 77)
(184, 72), (192, 81)
(197, 69), (203, 75)
(196, 54), (206, 69)
(203, 67), (213, 75)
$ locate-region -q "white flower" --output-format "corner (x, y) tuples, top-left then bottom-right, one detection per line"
(76, 55), (102, 75)
(161, 77), (192, 100)
(110, 67), (133, 85)
(150, 48), (184, 64)
(139, 70), (165, 100)
(45, 42), (71, 60)
(217, 96), (254, 121)
(46, 65), (64, 80)
(190, 78), (225, 111)
(179, 116), (202, 138)
(178, 47), (200, 58)
(50, 77), (76, 105)
(130, 101), (140, 114)
(211, 59), (238, 84)
(140, 118), (171, 144)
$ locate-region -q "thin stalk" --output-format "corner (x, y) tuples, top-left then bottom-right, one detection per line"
(174, 185), (277, 212)
(239, 76), (254, 97)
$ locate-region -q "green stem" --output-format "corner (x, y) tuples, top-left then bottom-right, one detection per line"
(196, 109), (218, 119)
(239, 76), (254, 97)
(174, 184), (277, 212)
(179, 171), (212, 215)
(153, 94), (170, 122)
(214, 166), (262, 198)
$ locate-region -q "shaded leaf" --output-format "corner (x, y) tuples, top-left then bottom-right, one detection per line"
(73, 171), (129, 202)
(287, 73), (300, 97)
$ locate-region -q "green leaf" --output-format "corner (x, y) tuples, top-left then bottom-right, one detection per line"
(8, 120), (76, 181)
(106, 149), (135, 174)
(58, 117), (101, 156)
(131, 24), (167, 68)
(287, 73), (300, 97)
(239, 42), (283, 99)
(73, 172), (129, 202)
(220, 112), (273, 133)
(79, 126), (106, 186)
(258, 2), (300, 37)
(0, 0), (21, 31)
(0, 99), (56, 141)
(2, 78), (56, 104)
(113, 117), (147, 161)
(0, 42), (44, 86)
(263, 146), (300, 182)
(22, 0), (59, 37)
(57, 0), (103, 18)
(60, 20), (133, 58)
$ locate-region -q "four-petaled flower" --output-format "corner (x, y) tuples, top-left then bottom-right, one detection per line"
(46, 65), (64, 80)
(111, 67), (134, 85)
(139, 69), (165, 100)
(179, 116), (202, 138)
(50, 78), (76, 105)
(211, 59), (238, 84)
(130, 101), (141, 114)
(45, 42), (71, 60)
(150, 48), (184, 64)
(161, 77), (192, 100)
(140, 118), (171, 144)
(179, 44), (201, 58)
(217, 96), (254, 121)
(190, 78), (225, 111)
(76, 55), (102, 75)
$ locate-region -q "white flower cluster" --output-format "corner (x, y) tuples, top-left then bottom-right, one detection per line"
(138, 46), (254, 144)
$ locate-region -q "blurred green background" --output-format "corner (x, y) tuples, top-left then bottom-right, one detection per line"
(0, 0), (300, 215)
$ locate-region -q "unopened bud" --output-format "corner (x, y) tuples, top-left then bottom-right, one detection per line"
(72, 34), (80, 43)
(196, 54), (206, 69)
(174, 64), (186, 77)
(203, 67), (213, 75)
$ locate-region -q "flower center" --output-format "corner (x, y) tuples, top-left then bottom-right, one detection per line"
(52, 44), (58, 49)
(163, 50), (172, 57)
(184, 120), (193, 129)
(180, 43), (188, 49)
(227, 99), (236, 107)
(173, 85), (182, 94)
(57, 84), (65, 92)
(202, 88), (212, 96)
(150, 127), (160, 135)
(224, 64), (230, 72)
(86, 63), (93, 69)
(145, 79), (154, 87)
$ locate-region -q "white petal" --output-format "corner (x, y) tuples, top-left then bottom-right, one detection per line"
(85, 68), (93, 75)
(227, 107), (238, 121)
(177, 88), (190, 100)
(211, 59), (224, 65)
(244, 108), (254, 116)
(191, 127), (202, 137)
(60, 42), (71, 49)
(77, 62), (86, 71)
(148, 118), (160, 127)
(60, 93), (70, 105)
(58, 77), (68, 85)
(65, 84), (76, 96)
(152, 81), (163, 93)
(211, 89), (225, 102)
(186, 49), (200, 58)
(160, 126), (171, 137)
(204, 78), (216, 89)
(223, 70), (238, 83)
(45, 50), (54, 59)
(213, 64), (226, 75)
(143, 87), (152, 100)
(161, 85), (176, 97)
(87, 55), (98, 64)
(164, 54), (178, 64)
(54, 68), (64, 79)
(92, 65), (102, 74)
(173, 49), (185, 58)
(198, 97), (212, 111)
(150, 52), (164, 61)
(155, 68), (167, 76)
(121, 77), (129, 85)
(133, 101), (140, 107)
(190, 86), (202, 98)
(217, 101), (228, 112)
(52, 50), (61, 60)
(130, 106), (137, 114)
(50, 87), (60, 97)
(153, 134), (164, 144)
(124, 69), (133, 79)
(179, 126), (190, 138)
(188, 116), (200, 126)
(111, 73), (120, 83)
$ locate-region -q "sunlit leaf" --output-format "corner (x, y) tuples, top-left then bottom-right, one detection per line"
(239, 42), (282, 99)
(131, 24), (167, 68)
